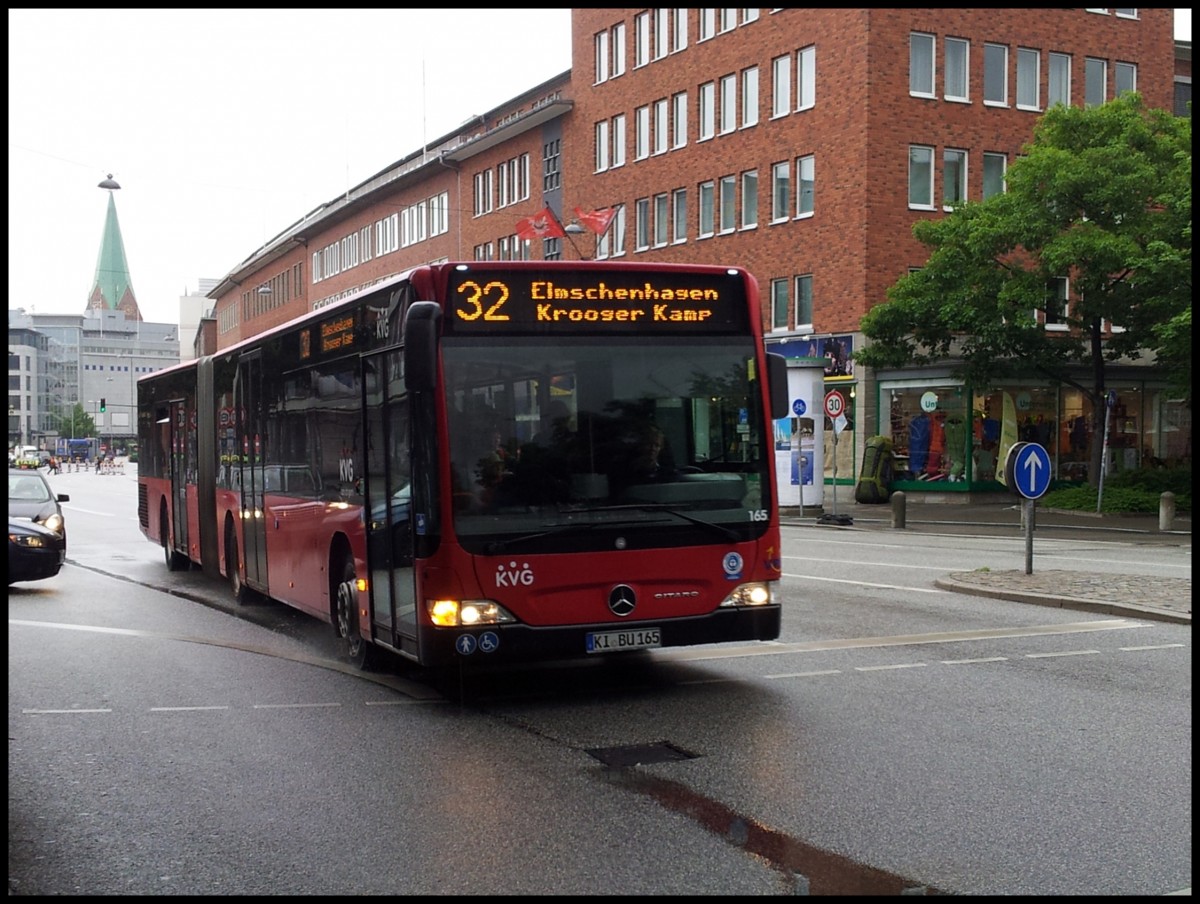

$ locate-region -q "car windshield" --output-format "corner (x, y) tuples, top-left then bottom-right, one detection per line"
(9, 475), (52, 503)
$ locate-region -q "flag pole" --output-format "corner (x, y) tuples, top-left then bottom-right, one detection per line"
(548, 205), (587, 260)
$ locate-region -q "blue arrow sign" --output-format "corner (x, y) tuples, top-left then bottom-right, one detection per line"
(1012, 442), (1051, 499)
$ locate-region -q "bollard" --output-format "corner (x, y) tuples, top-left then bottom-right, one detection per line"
(1159, 491), (1175, 532)
(891, 490), (906, 529)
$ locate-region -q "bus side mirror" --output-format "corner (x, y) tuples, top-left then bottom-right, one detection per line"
(403, 301), (442, 392)
(767, 353), (789, 420)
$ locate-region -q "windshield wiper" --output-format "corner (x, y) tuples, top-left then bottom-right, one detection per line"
(584, 504), (742, 541)
(483, 520), (605, 555)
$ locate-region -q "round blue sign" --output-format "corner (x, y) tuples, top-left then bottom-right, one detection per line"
(792, 398), (807, 416)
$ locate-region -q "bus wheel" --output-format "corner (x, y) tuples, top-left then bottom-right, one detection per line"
(161, 505), (185, 571)
(226, 526), (250, 605)
(335, 559), (376, 671)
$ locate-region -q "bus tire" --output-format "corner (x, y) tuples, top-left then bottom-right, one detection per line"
(335, 558), (376, 671)
(161, 504), (186, 571)
(226, 522), (251, 605)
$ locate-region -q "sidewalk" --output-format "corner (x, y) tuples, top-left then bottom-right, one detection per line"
(781, 496), (1191, 626)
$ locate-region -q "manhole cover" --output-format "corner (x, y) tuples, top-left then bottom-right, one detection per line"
(587, 741), (698, 767)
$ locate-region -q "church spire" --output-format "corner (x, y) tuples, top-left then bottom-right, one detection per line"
(87, 177), (142, 321)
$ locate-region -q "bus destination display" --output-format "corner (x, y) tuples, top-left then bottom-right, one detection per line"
(445, 268), (749, 334)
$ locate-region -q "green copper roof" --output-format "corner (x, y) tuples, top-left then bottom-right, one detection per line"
(89, 192), (137, 313)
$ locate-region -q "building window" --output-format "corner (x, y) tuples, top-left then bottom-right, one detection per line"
(653, 8), (668, 60)
(635, 105), (650, 159)
(719, 175), (736, 233)
(1048, 52), (1071, 107)
(770, 278), (789, 330)
(1086, 57), (1107, 107)
(473, 169), (493, 216)
(796, 46), (815, 110)
(654, 192), (669, 247)
(634, 11), (650, 68)
(984, 43), (1008, 106)
(742, 65), (759, 126)
(698, 8), (715, 41)
(720, 73), (737, 134)
(1016, 48), (1040, 110)
(1115, 61), (1137, 97)
(910, 32), (935, 97)
(672, 91), (688, 148)
(611, 204), (627, 256)
(908, 145), (934, 209)
(543, 139), (561, 193)
(1043, 277), (1069, 330)
(653, 98), (668, 154)
(771, 161), (790, 222)
(796, 155), (814, 217)
(699, 82), (715, 140)
(612, 23), (626, 78)
(698, 180), (715, 237)
(635, 197), (650, 251)
(594, 121), (609, 172)
(672, 188), (687, 243)
(794, 274), (813, 330)
(741, 170), (758, 228)
(982, 152), (1006, 199)
(945, 37), (969, 102)
(612, 113), (626, 168)
(943, 149), (967, 208)
(772, 54), (791, 117)
(594, 30), (609, 84)
(719, 8), (736, 33)
(672, 8), (688, 52)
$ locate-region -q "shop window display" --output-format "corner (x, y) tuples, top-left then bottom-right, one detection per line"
(887, 386), (970, 483)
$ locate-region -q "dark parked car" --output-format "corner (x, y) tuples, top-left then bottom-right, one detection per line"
(7, 517), (67, 584)
(8, 467), (69, 542)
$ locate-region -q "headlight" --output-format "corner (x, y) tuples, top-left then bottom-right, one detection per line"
(10, 532), (50, 548)
(718, 581), (775, 608)
(427, 598), (517, 627)
(41, 513), (65, 535)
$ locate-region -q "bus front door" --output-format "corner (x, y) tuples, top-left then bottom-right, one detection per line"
(168, 400), (189, 558)
(363, 349), (418, 659)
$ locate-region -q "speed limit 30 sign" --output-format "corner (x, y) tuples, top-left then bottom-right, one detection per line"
(823, 390), (846, 420)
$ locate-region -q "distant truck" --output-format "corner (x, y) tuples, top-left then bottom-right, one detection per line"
(55, 437), (98, 462)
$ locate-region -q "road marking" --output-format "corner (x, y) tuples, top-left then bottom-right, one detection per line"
(1024, 649), (1101, 658)
(1119, 644), (1186, 651)
(940, 656), (1008, 664)
(150, 706), (230, 712)
(22, 708), (111, 714)
(763, 669), (842, 679)
(855, 662), (928, 672)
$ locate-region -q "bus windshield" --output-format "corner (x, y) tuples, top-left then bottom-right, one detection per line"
(442, 334), (770, 552)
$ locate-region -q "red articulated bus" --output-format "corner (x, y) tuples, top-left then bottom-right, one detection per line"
(137, 261), (788, 670)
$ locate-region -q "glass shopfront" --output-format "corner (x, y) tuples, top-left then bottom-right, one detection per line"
(879, 376), (1189, 491)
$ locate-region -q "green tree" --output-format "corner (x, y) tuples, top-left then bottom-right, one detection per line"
(856, 93), (1191, 486)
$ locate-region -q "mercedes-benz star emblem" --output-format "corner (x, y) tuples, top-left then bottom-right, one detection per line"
(608, 584), (637, 617)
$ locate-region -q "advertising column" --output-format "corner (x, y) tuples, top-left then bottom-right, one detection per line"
(774, 360), (826, 509)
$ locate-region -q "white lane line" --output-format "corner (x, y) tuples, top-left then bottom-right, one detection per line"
(1024, 650), (1101, 659)
(855, 662), (928, 672)
(1119, 644), (1186, 651)
(940, 656), (1009, 664)
(150, 706), (230, 712)
(22, 708), (112, 714)
(763, 669), (842, 679)
(252, 702), (342, 709)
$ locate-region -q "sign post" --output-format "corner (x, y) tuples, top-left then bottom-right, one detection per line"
(817, 391), (852, 525)
(1005, 441), (1052, 574)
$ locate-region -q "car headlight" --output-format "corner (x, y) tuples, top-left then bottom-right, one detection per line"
(41, 513), (65, 535)
(718, 581), (775, 607)
(10, 532), (51, 548)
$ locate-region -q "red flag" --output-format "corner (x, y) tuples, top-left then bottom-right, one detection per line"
(515, 206), (565, 241)
(574, 206), (615, 235)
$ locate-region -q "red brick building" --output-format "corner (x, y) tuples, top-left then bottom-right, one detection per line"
(208, 9), (1188, 498)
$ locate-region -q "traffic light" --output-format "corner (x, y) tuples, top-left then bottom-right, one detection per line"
(100, 398), (106, 413)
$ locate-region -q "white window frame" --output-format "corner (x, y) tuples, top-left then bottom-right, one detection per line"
(653, 8), (668, 60)
(672, 8), (688, 52)
(654, 192), (669, 247)
(742, 65), (759, 126)
(772, 54), (791, 117)
(611, 113), (626, 168)
(1042, 276), (1070, 331)
(653, 98), (668, 155)
(594, 121), (609, 173)
(740, 170), (757, 229)
(612, 23), (626, 78)
(1048, 52), (1071, 107)
(1086, 57), (1107, 107)
(699, 82), (715, 140)
(1115, 61), (1137, 97)
(796, 46), (815, 111)
(1016, 47), (1040, 111)
(944, 37), (969, 102)
(719, 174), (737, 233)
(698, 180), (715, 237)
(594, 31), (609, 84)
(910, 32), (935, 97)
(719, 8), (737, 33)
(908, 145), (935, 210)
(943, 148), (967, 209)
(770, 278), (789, 331)
(672, 188), (687, 243)
(635, 197), (651, 251)
(794, 274), (813, 332)
(635, 104), (650, 159)
(671, 91), (688, 149)
(796, 154), (814, 218)
(698, 8), (715, 41)
(719, 73), (737, 134)
(771, 160), (790, 222)
(611, 204), (627, 257)
(982, 152), (1006, 200)
(984, 43), (1008, 107)
(634, 12), (650, 68)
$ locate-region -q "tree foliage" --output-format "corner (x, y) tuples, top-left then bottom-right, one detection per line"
(856, 94), (1191, 483)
